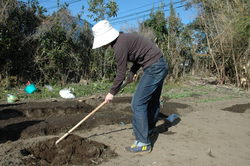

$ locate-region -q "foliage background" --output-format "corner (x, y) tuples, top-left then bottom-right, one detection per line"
(0, 0), (249, 90)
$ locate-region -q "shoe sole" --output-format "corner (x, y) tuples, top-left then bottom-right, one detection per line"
(125, 147), (152, 155)
(135, 149), (152, 155)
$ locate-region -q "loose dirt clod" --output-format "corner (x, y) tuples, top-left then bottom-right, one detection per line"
(21, 134), (117, 166)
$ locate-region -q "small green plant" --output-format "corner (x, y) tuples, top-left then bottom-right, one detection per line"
(198, 96), (236, 103)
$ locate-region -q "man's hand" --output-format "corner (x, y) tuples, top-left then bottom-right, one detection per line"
(126, 72), (137, 83)
(104, 93), (114, 103)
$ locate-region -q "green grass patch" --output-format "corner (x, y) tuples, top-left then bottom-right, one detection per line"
(163, 91), (193, 99)
(198, 96), (237, 103)
(119, 82), (137, 94)
(1, 76), (247, 103)
(0, 81), (139, 102)
(161, 81), (210, 99)
(0, 81), (113, 101)
(162, 91), (209, 99)
(163, 81), (182, 91)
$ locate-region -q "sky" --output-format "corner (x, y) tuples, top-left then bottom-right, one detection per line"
(22, 0), (198, 30)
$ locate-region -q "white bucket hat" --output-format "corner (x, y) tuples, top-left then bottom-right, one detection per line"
(92, 20), (119, 49)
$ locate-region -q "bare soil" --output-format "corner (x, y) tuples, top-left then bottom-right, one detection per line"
(21, 135), (117, 166)
(1, 80), (250, 166)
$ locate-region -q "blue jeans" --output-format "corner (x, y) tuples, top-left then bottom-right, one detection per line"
(131, 56), (168, 144)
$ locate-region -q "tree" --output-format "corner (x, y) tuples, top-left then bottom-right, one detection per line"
(87, 0), (118, 22)
(0, 0), (42, 87)
(32, 9), (92, 85)
(141, 1), (194, 79)
(189, 0), (250, 88)
(167, 1), (185, 79)
(0, 0), (121, 87)
(87, 0), (119, 81)
(142, 5), (168, 46)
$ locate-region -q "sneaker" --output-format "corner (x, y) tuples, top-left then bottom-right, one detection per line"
(125, 144), (152, 154)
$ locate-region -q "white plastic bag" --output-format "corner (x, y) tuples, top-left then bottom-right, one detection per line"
(59, 88), (75, 99)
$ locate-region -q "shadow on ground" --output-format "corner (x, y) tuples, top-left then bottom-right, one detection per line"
(222, 103), (250, 113)
(0, 109), (24, 120)
(0, 120), (43, 143)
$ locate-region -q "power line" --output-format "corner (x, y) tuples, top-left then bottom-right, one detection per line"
(110, 4), (187, 25)
(117, 0), (165, 15)
(21, 0), (53, 4)
(110, 8), (155, 22)
(110, 0), (186, 22)
(38, 0), (51, 3)
(20, 0), (82, 9)
(117, 0), (186, 15)
(46, 0), (81, 10)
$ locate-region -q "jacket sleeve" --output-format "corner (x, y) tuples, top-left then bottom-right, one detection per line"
(109, 47), (128, 95)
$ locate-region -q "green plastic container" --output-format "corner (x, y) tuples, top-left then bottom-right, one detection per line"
(24, 84), (37, 94)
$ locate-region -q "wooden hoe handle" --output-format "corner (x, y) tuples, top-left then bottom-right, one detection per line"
(55, 101), (106, 145)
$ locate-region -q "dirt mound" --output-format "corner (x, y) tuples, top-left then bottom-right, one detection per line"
(21, 134), (117, 166)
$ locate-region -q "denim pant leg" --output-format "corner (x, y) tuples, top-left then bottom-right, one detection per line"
(131, 57), (168, 144)
(147, 78), (164, 134)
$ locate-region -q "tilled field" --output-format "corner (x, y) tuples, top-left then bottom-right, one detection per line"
(1, 87), (250, 166)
